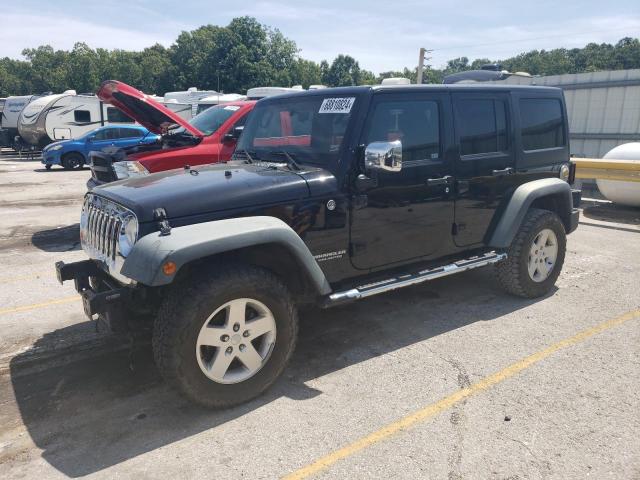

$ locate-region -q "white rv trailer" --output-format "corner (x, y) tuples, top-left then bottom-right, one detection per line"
(162, 99), (194, 120)
(164, 87), (220, 116)
(18, 91), (136, 147)
(195, 93), (247, 115)
(246, 86), (304, 100)
(0, 95), (39, 148)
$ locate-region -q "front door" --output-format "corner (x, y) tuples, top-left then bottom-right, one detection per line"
(452, 92), (515, 247)
(350, 92), (454, 270)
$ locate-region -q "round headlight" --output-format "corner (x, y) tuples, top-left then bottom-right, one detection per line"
(559, 163), (570, 182)
(118, 215), (138, 257)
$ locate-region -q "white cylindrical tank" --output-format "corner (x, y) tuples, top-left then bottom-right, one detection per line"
(596, 143), (640, 207)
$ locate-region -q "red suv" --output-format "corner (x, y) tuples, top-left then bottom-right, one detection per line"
(88, 80), (255, 188)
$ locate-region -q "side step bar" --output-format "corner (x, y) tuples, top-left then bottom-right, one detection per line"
(322, 251), (507, 308)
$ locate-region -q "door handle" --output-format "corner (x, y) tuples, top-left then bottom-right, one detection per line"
(491, 167), (514, 177)
(426, 175), (452, 186)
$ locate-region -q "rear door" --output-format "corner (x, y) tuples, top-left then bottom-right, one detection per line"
(116, 127), (145, 147)
(452, 92), (515, 247)
(89, 128), (117, 151)
(350, 91), (455, 270)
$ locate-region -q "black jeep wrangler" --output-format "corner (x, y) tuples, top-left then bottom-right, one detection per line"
(57, 84), (579, 407)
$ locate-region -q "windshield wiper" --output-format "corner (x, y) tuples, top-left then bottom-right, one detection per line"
(270, 150), (301, 171)
(233, 149), (257, 163)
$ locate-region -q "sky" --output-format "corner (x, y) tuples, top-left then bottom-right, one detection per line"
(1, 0), (639, 73)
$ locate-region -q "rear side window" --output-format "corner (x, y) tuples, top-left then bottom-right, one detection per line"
(365, 100), (440, 161)
(107, 108), (134, 123)
(457, 99), (508, 156)
(520, 98), (565, 150)
(118, 128), (142, 138)
(74, 110), (91, 123)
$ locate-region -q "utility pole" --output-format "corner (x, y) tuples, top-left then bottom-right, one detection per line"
(416, 47), (433, 84)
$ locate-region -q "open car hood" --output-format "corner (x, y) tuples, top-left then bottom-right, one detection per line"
(97, 80), (203, 137)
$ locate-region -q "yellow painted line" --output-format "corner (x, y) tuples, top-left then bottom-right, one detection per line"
(0, 295), (80, 315)
(282, 309), (640, 480)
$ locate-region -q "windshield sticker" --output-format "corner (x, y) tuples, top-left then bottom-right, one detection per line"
(319, 97), (355, 114)
(223, 105), (240, 111)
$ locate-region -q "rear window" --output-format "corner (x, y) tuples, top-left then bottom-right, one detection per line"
(106, 107), (134, 123)
(520, 98), (565, 151)
(457, 99), (508, 156)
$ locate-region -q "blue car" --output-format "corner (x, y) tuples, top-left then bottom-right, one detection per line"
(42, 125), (159, 170)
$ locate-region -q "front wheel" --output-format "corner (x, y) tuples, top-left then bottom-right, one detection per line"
(495, 208), (567, 298)
(153, 264), (298, 408)
(61, 152), (84, 170)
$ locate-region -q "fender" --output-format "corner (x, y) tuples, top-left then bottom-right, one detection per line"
(488, 178), (574, 248)
(120, 216), (332, 294)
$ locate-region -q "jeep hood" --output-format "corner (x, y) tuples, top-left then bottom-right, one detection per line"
(97, 80), (202, 137)
(94, 163), (312, 222)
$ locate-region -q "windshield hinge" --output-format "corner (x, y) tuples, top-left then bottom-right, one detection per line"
(153, 208), (172, 236)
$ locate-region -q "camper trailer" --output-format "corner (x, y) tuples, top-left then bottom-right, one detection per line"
(0, 95), (39, 149)
(164, 87), (220, 116)
(18, 91), (135, 148)
(161, 99), (194, 120)
(195, 93), (247, 114)
(246, 86), (304, 100)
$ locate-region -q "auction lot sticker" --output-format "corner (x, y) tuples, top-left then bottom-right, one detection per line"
(319, 97), (356, 114)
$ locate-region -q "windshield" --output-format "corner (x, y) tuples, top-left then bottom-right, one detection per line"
(236, 94), (357, 165)
(188, 104), (240, 136)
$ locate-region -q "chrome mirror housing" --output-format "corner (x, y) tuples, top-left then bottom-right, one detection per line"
(364, 140), (402, 172)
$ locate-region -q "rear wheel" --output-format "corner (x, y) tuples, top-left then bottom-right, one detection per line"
(61, 152), (84, 170)
(496, 208), (566, 298)
(153, 263), (298, 408)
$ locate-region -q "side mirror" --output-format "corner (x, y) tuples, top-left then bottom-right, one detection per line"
(223, 125), (244, 143)
(364, 140), (402, 172)
(86, 136), (94, 142)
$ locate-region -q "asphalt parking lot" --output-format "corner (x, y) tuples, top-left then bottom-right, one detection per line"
(0, 149), (638, 479)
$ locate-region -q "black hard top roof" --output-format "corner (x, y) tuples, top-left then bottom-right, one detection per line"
(258, 83), (562, 102)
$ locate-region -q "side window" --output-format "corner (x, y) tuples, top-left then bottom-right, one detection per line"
(118, 128), (142, 138)
(74, 110), (91, 123)
(106, 107), (133, 123)
(92, 130), (107, 140)
(458, 98), (508, 156)
(104, 128), (119, 140)
(231, 113), (248, 131)
(520, 98), (565, 150)
(365, 100), (440, 162)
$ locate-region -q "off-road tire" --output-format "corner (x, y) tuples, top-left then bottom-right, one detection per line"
(495, 208), (566, 298)
(152, 263), (298, 408)
(61, 152), (84, 170)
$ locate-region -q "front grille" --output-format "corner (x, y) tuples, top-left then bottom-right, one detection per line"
(81, 194), (135, 262)
(85, 203), (122, 261)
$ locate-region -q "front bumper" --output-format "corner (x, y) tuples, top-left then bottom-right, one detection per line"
(56, 259), (130, 319)
(42, 150), (62, 165)
(568, 208), (580, 234)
